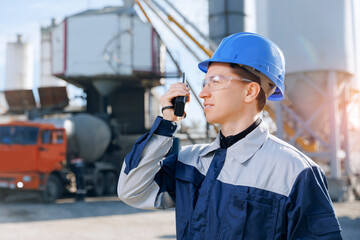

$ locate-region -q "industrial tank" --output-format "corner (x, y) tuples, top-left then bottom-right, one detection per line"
(256, 0), (357, 128)
(254, 0), (360, 179)
(5, 35), (34, 90)
(256, 0), (356, 74)
(35, 113), (111, 162)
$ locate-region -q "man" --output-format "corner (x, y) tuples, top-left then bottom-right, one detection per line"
(118, 32), (342, 239)
(70, 153), (86, 201)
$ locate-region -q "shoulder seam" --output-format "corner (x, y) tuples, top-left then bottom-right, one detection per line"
(267, 134), (311, 162)
(287, 167), (312, 198)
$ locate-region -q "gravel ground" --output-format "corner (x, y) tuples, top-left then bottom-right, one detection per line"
(0, 194), (359, 240)
(0, 195), (176, 240)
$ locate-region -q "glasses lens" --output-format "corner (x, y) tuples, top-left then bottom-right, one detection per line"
(202, 79), (207, 89)
(209, 76), (229, 91)
(202, 76), (241, 91)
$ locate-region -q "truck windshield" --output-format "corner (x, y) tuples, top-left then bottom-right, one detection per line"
(0, 126), (39, 145)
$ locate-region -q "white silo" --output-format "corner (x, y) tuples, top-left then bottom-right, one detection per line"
(255, 0), (359, 180)
(5, 34), (34, 90)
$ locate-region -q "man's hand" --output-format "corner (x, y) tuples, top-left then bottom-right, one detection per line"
(160, 82), (190, 122)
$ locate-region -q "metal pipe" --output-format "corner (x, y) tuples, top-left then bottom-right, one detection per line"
(161, 0), (217, 51)
(167, 15), (213, 57)
(150, 0), (212, 57)
(136, 0), (152, 23)
(342, 84), (351, 176)
(351, 0), (359, 80)
(141, 0), (203, 62)
(328, 71), (341, 179)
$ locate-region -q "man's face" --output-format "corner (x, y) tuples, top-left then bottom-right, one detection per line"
(199, 62), (249, 125)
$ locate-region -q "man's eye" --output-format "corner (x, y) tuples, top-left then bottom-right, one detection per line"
(212, 79), (220, 84)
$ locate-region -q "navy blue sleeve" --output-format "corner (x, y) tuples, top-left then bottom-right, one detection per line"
(154, 118), (177, 137)
(286, 167), (342, 239)
(124, 116), (177, 174)
(154, 153), (177, 201)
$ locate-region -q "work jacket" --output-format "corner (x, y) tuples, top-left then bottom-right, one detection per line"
(118, 117), (342, 240)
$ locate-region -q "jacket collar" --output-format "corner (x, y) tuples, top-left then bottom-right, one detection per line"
(199, 121), (269, 164)
(199, 135), (220, 157)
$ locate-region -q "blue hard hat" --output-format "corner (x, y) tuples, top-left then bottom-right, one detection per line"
(198, 32), (285, 101)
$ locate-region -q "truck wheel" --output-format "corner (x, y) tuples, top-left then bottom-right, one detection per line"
(94, 172), (105, 196)
(42, 175), (62, 203)
(105, 172), (117, 195)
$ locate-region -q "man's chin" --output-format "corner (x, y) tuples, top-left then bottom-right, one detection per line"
(205, 115), (221, 125)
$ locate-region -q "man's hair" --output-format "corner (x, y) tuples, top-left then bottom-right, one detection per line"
(229, 63), (266, 111)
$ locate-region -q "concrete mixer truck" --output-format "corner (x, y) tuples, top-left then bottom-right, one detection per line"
(0, 113), (120, 203)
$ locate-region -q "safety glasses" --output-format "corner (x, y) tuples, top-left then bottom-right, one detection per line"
(202, 75), (253, 91)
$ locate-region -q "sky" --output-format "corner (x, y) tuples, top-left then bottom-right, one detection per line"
(0, 0), (209, 127)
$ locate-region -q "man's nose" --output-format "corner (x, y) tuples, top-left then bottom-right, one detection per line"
(199, 86), (210, 99)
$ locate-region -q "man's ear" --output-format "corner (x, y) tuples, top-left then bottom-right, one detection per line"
(244, 82), (261, 103)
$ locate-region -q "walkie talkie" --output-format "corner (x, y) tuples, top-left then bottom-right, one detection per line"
(171, 72), (188, 117)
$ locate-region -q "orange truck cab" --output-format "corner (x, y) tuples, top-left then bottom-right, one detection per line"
(0, 121), (67, 202)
